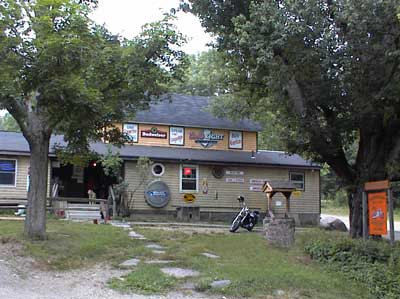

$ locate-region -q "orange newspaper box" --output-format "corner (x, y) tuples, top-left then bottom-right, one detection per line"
(368, 191), (387, 235)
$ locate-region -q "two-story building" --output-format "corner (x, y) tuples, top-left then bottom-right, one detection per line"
(0, 94), (321, 225)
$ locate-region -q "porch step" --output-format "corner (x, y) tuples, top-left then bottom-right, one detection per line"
(66, 205), (101, 211)
(65, 204), (101, 220)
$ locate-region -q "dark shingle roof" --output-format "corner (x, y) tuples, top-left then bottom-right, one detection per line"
(0, 131), (319, 169)
(132, 94), (262, 132)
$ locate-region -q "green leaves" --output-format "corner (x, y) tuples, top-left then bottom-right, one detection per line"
(189, 0), (400, 181)
(0, 1), (187, 152)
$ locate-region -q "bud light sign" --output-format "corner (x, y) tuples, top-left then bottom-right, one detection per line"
(145, 180), (171, 208)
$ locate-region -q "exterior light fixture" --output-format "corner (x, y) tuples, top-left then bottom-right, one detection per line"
(251, 150), (256, 159)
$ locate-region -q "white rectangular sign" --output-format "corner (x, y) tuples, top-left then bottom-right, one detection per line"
(229, 131), (243, 149)
(123, 123), (138, 143)
(226, 177), (245, 183)
(170, 126), (184, 145)
(250, 185), (263, 192)
(249, 178), (268, 185)
(226, 170), (244, 176)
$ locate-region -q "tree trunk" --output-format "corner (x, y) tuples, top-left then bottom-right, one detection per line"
(348, 187), (363, 238)
(24, 134), (50, 240)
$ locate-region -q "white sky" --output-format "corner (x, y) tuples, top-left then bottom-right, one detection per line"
(0, 1), (212, 116)
(90, 0), (212, 54)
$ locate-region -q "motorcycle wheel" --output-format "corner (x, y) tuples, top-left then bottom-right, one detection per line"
(246, 224), (254, 232)
(230, 216), (241, 232)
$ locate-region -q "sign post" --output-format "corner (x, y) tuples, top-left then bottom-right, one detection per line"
(388, 188), (395, 246)
(362, 191), (368, 241)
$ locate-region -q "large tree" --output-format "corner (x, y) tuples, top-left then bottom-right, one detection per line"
(185, 0), (400, 237)
(0, 0), (186, 240)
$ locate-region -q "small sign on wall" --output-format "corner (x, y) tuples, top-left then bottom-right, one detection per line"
(189, 129), (224, 148)
(250, 185), (263, 192)
(249, 178), (268, 185)
(226, 170), (244, 176)
(226, 177), (245, 183)
(170, 126), (184, 145)
(249, 178), (269, 192)
(141, 127), (167, 139)
(229, 131), (243, 149)
(123, 123), (138, 143)
(292, 190), (302, 198)
(183, 193), (196, 203)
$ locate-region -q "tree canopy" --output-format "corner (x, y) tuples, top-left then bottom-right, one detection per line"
(186, 0), (400, 237)
(0, 0), (186, 239)
(0, 112), (19, 131)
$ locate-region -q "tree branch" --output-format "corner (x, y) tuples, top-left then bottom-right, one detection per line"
(3, 97), (28, 133)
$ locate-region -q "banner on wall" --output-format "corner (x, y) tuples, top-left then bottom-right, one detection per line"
(141, 127), (167, 138)
(189, 129), (224, 148)
(368, 191), (387, 235)
(123, 123), (138, 143)
(170, 126), (184, 145)
(229, 131), (243, 149)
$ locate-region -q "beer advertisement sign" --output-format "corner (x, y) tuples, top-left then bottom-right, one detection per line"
(170, 126), (184, 145)
(123, 123), (138, 143)
(368, 191), (387, 235)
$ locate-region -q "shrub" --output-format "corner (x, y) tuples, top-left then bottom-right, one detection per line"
(304, 234), (400, 299)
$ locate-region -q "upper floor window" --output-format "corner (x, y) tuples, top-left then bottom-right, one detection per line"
(180, 165), (198, 192)
(0, 159), (16, 186)
(289, 171), (305, 191)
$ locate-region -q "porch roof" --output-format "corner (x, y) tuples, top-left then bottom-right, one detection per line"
(0, 131), (320, 169)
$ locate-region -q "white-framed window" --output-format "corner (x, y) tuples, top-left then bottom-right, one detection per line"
(152, 163), (165, 176)
(289, 171), (305, 191)
(180, 164), (199, 192)
(0, 159), (17, 187)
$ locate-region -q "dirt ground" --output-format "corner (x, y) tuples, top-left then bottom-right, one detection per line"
(0, 243), (220, 299)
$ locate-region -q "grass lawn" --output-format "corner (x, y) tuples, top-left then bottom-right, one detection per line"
(0, 219), (372, 298)
(0, 219), (141, 270)
(114, 227), (371, 299)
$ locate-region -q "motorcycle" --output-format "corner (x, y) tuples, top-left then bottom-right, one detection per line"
(230, 196), (259, 232)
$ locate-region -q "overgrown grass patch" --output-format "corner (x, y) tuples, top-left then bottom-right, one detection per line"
(108, 264), (177, 294)
(0, 220), (385, 298)
(134, 227), (371, 299)
(0, 219), (142, 270)
(303, 229), (400, 299)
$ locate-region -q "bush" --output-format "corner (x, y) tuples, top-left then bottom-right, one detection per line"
(304, 235), (400, 299)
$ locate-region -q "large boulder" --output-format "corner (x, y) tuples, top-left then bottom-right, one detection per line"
(320, 217), (348, 232)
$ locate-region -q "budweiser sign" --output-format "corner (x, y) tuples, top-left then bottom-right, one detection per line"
(141, 127), (167, 139)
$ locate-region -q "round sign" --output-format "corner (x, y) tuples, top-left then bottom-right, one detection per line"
(144, 180), (171, 208)
(183, 193), (196, 203)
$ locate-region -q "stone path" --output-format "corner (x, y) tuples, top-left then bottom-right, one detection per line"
(201, 252), (220, 259)
(113, 221), (230, 296)
(0, 221), (223, 299)
(160, 267), (200, 278)
(119, 258), (140, 268)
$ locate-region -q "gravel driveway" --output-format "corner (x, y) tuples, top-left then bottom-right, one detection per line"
(0, 243), (218, 299)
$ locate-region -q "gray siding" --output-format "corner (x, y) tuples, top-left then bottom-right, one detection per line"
(124, 161), (320, 216)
